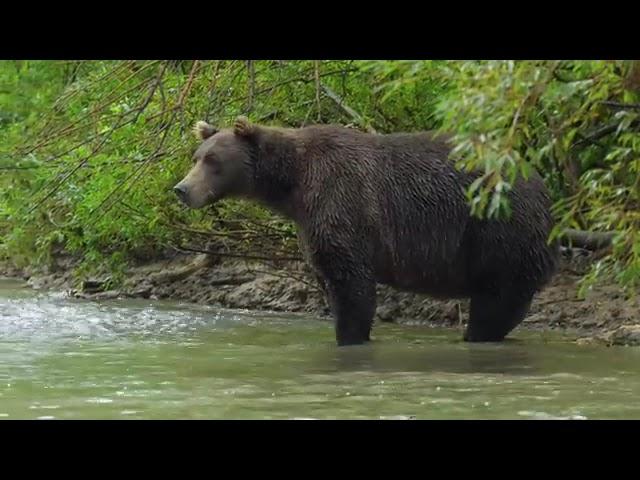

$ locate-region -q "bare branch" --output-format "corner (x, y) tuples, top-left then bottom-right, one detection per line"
(88, 61), (202, 222)
(171, 244), (303, 262)
(561, 229), (617, 250)
(246, 60), (255, 113)
(27, 111), (135, 214)
(572, 123), (620, 149)
(133, 62), (169, 123)
(314, 60), (322, 122)
(600, 101), (640, 110)
(321, 83), (377, 133)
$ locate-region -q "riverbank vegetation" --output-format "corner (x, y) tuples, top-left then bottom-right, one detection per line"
(1, 60), (639, 294)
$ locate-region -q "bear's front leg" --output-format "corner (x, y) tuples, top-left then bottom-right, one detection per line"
(320, 271), (376, 347)
(305, 224), (376, 346)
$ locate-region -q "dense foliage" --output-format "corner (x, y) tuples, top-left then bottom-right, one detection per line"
(1, 60), (638, 293)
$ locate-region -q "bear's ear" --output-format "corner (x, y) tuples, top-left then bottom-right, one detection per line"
(233, 116), (256, 138)
(193, 121), (217, 141)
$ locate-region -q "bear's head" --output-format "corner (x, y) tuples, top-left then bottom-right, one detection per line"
(173, 116), (257, 208)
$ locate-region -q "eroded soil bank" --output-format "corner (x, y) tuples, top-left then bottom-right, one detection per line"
(2, 248), (639, 346)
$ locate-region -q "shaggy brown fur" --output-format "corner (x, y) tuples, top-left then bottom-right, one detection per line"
(175, 117), (559, 346)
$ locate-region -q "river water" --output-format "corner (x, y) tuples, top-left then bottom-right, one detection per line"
(1, 278), (639, 420)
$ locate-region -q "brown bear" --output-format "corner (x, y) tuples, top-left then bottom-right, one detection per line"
(174, 116), (559, 346)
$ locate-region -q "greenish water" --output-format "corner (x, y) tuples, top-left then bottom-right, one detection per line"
(2, 278), (640, 420)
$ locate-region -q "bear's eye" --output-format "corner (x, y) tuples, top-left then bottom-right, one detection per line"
(204, 154), (222, 173)
(204, 153), (219, 166)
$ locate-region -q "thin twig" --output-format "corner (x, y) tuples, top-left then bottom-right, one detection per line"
(245, 267), (321, 291)
(27, 111), (134, 214)
(314, 60), (322, 122)
(246, 60), (255, 113)
(204, 60), (224, 119)
(170, 244), (304, 262)
(572, 123), (619, 149)
(89, 61), (202, 222)
(321, 83), (377, 133)
(601, 101), (640, 110)
(133, 62), (169, 123)
(21, 75), (157, 155)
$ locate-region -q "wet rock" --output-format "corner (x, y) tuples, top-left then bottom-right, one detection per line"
(91, 290), (121, 300)
(27, 276), (46, 290)
(549, 310), (566, 325)
(524, 312), (545, 324)
(81, 278), (110, 294)
(442, 303), (461, 325)
(73, 289), (121, 300)
(604, 325), (640, 346)
(224, 278), (272, 309)
(578, 324), (640, 347)
(580, 318), (599, 328)
(376, 304), (399, 323)
(130, 286), (152, 298)
(575, 336), (609, 346)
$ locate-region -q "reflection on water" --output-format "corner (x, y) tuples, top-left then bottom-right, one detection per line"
(320, 341), (537, 375)
(2, 277), (640, 420)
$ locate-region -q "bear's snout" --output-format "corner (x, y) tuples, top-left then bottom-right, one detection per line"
(173, 184), (189, 204)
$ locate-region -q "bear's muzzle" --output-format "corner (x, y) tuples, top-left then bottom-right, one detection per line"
(173, 184), (189, 205)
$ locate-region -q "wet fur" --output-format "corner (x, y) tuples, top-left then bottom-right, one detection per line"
(177, 121), (560, 346)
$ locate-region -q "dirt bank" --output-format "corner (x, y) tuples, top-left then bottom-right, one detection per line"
(2, 247), (639, 346)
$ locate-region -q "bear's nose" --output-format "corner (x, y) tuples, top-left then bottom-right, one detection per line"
(173, 184), (188, 200)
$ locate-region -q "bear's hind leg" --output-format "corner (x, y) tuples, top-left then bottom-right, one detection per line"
(464, 290), (534, 342)
(323, 274), (376, 346)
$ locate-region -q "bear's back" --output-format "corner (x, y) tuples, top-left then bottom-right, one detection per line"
(294, 124), (557, 296)
(295, 126), (474, 293)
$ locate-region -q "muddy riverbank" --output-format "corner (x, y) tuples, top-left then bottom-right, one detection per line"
(2, 247), (639, 346)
